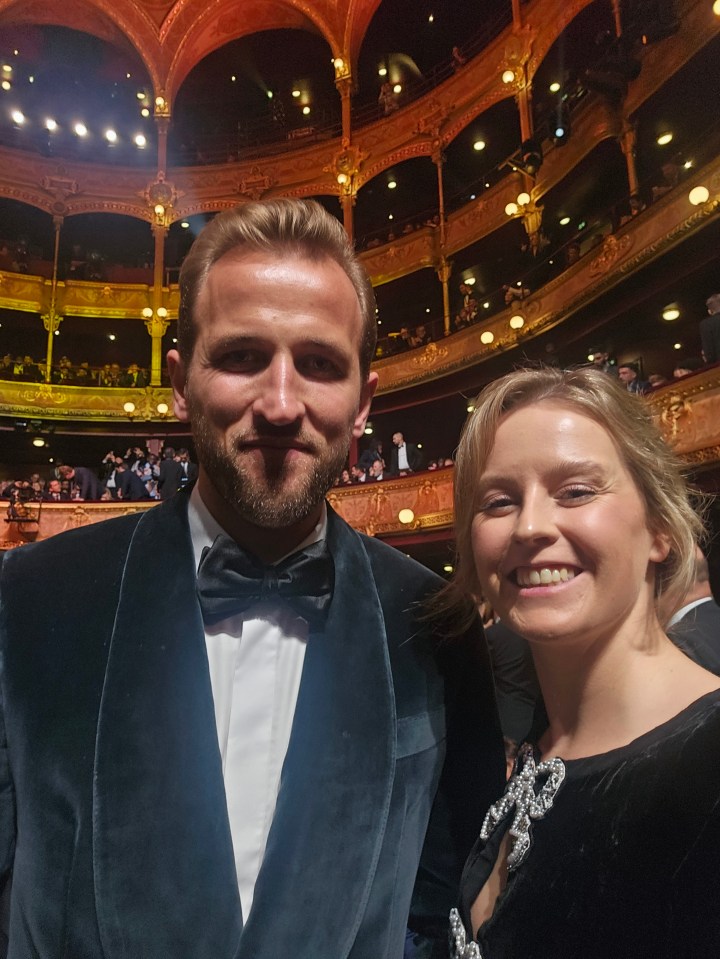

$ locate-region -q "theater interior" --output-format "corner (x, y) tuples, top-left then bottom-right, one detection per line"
(0, 0), (719, 584)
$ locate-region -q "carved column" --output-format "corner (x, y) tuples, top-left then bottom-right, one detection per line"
(327, 140), (366, 244)
(144, 308), (170, 387)
(432, 143), (452, 335)
(154, 92), (171, 175)
(620, 119), (640, 198)
(42, 215), (64, 382)
(334, 60), (355, 240)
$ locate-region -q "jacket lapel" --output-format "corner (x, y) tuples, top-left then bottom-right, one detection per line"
(93, 493), (243, 959)
(238, 509), (396, 959)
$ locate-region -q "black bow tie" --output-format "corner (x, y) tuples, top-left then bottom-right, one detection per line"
(196, 534), (334, 631)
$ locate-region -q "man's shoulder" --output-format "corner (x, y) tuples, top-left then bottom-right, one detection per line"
(355, 527), (443, 592)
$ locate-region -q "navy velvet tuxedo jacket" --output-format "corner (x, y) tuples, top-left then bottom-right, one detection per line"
(0, 491), (503, 959)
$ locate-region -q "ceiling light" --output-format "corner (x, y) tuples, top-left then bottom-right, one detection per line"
(549, 81), (561, 93)
(32, 437), (45, 448)
(485, 181), (490, 188)
(393, 83), (402, 93)
(302, 105), (310, 115)
(266, 90), (273, 98)
(510, 314), (525, 329)
(465, 277), (476, 285)
(108, 334), (116, 341)
(502, 69), (515, 84)
(134, 134), (146, 147)
(105, 129), (117, 143)
(657, 132), (673, 145)
(662, 307), (680, 321)
(45, 117), (57, 131)
(388, 214), (394, 220)
(141, 108), (150, 117)
(1, 65), (11, 73)
(180, 220), (189, 229)
(689, 185), (709, 205)
(559, 216), (571, 225)
(126, 73), (131, 79)
(483, 301), (490, 309)
(505, 202), (518, 216)
(172, 338), (177, 344)
(466, 404), (475, 412)
(714, 0), (720, 15)
(231, 75), (236, 82)
(480, 331), (494, 345)
(674, 342), (682, 350)
(154, 203), (165, 216)
(443, 564), (453, 573)
(428, 13), (434, 22)
(53, 330), (60, 336)
(136, 91), (145, 100)
(28, 76), (34, 84)
(74, 122), (87, 137)
(473, 139), (486, 151)
(292, 89), (301, 98)
(364, 425), (373, 435)
(11, 109), (24, 124)
(378, 67), (387, 77)
(517, 191), (530, 205)
(1, 81), (10, 91)
(387, 179), (397, 189)
(425, 307), (431, 313)
(684, 160), (693, 169)
(578, 220), (586, 230)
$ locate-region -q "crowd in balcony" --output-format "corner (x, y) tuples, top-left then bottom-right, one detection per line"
(0, 353), (152, 388)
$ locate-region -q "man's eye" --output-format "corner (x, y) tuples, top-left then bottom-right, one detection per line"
(219, 351), (262, 369)
(302, 356), (339, 376)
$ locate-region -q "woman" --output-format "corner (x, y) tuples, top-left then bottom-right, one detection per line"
(448, 367), (720, 959)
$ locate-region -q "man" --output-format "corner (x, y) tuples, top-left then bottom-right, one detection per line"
(177, 447), (198, 488)
(617, 362), (649, 395)
(57, 464), (102, 501)
(115, 462), (150, 501)
(119, 362), (149, 388)
(667, 547), (720, 675)
(0, 199), (503, 958)
(700, 292), (720, 365)
(367, 459), (384, 482)
(390, 430), (422, 475)
(41, 478), (69, 502)
(157, 445), (184, 500)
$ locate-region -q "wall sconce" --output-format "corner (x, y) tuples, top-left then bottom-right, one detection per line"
(156, 402), (169, 418)
(689, 185), (710, 205)
(398, 508), (415, 525)
(480, 331), (495, 345)
(502, 69), (516, 84)
(123, 401), (136, 419)
(510, 313), (525, 330)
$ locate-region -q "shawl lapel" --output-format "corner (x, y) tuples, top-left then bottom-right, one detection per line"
(93, 493), (243, 959)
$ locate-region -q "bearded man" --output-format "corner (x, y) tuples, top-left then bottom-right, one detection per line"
(0, 199), (503, 959)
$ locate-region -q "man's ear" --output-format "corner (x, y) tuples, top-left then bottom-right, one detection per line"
(352, 371), (379, 439)
(166, 350), (191, 423)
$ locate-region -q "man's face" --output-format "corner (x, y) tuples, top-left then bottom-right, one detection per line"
(392, 432), (403, 447)
(48, 480), (61, 494)
(618, 366), (636, 384)
(168, 250), (377, 532)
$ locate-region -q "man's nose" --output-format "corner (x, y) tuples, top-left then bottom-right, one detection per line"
(251, 355), (305, 425)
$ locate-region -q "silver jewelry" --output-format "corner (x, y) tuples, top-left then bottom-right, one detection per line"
(481, 742), (565, 870)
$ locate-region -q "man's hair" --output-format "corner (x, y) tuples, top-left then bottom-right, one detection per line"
(451, 366), (703, 626)
(163, 447), (175, 459)
(57, 465), (74, 479)
(706, 293), (720, 313)
(177, 198), (377, 379)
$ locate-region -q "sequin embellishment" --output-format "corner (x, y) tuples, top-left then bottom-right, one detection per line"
(449, 907), (484, 958)
(481, 742), (565, 870)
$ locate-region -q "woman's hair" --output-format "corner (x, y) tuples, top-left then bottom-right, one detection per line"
(451, 366), (703, 625)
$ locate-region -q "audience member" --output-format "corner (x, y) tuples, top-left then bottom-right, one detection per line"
(389, 431), (422, 475)
(700, 293), (720, 365)
(57, 464), (102, 501)
(617, 362), (649, 394)
(177, 448), (198, 487)
(157, 446), (184, 500)
(115, 462), (150, 500)
(673, 357), (703, 379)
(41, 479), (70, 502)
(667, 547), (720, 675)
(648, 372), (670, 388)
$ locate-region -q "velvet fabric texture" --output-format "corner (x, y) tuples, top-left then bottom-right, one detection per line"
(0, 489), (504, 959)
(456, 690), (720, 958)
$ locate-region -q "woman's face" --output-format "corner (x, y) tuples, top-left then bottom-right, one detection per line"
(470, 401), (668, 648)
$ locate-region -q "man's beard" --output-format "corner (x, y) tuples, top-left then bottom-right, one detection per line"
(190, 406), (351, 530)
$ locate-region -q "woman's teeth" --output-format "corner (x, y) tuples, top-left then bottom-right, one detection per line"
(516, 567), (576, 587)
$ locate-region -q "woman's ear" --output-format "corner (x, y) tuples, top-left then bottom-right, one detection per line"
(649, 529), (672, 564)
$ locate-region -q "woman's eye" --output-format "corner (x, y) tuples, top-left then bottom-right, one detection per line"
(480, 496), (515, 512)
(561, 486), (595, 501)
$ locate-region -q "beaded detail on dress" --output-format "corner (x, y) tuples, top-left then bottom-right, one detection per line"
(449, 907), (484, 958)
(481, 742), (565, 869)
(448, 743), (566, 956)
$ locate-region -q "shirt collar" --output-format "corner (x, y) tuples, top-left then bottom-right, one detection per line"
(668, 596), (713, 628)
(188, 484), (327, 573)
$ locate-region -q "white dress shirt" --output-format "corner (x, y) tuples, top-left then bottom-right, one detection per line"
(397, 443), (410, 471)
(188, 485), (326, 919)
(668, 596), (714, 628)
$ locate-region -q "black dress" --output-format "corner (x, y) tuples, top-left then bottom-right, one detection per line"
(451, 690), (720, 959)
